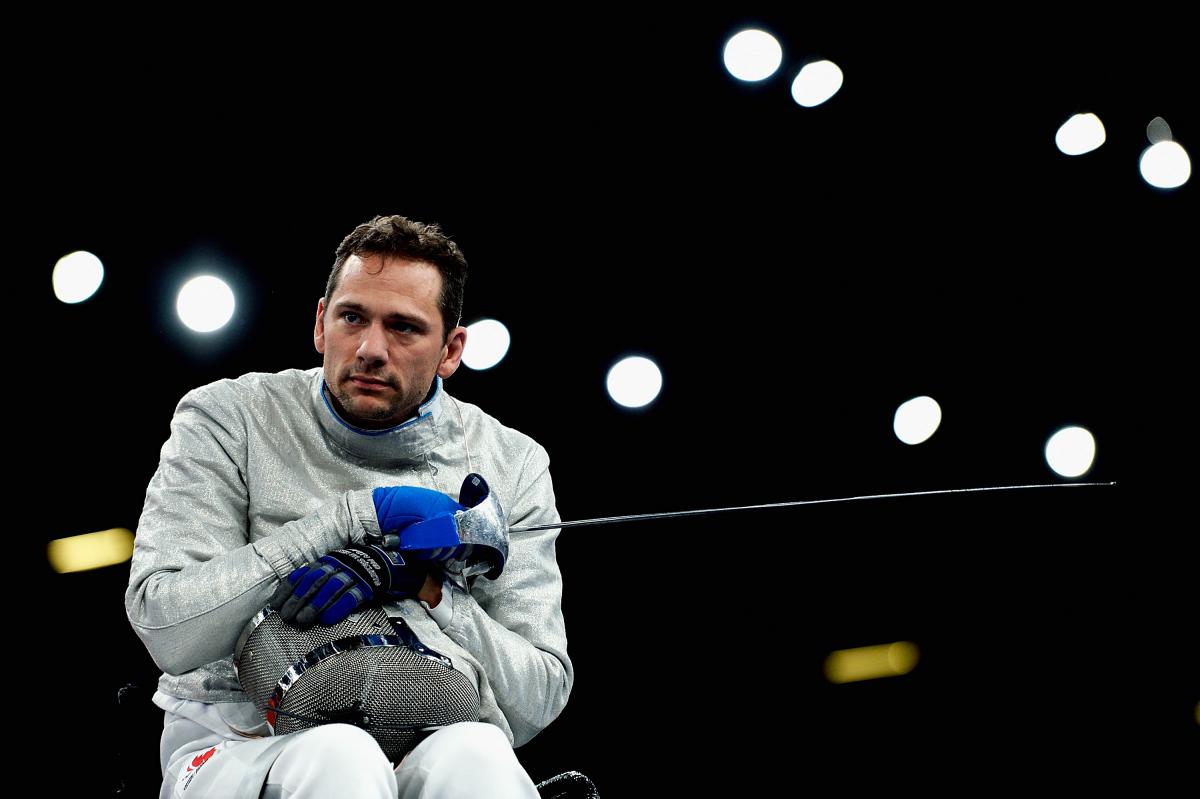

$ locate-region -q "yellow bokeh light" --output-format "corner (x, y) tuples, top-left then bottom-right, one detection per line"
(47, 528), (134, 573)
(825, 641), (920, 684)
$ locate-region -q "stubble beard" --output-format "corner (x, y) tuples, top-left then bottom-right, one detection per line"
(330, 373), (412, 428)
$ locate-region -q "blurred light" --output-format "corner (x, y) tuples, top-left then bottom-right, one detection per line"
(1055, 113), (1106, 155)
(47, 527), (134, 573)
(1045, 426), (1096, 478)
(894, 396), (942, 445)
(1139, 140), (1191, 189)
(790, 60), (844, 107)
(52, 250), (105, 304)
(825, 641), (920, 684)
(177, 275), (236, 333)
(723, 29), (783, 82)
(462, 318), (511, 370)
(1146, 116), (1173, 145)
(606, 356), (663, 409)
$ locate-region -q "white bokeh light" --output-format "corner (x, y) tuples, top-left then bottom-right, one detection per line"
(893, 396), (942, 445)
(52, 250), (105, 304)
(462, 319), (511, 370)
(791, 60), (844, 107)
(1055, 113), (1106, 155)
(606, 356), (663, 409)
(1139, 140), (1191, 189)
(723, 29), (783, 82)
(1146, 116), (1173, 145)
(176, 275), (236, 333)
(1045, 426), (1096, 478)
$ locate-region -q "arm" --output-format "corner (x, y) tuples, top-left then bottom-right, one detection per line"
(124, 388), (379, 676)
(439, 444), (574, 746)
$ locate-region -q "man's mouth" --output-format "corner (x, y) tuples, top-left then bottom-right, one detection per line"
(348, 376), (391, 389)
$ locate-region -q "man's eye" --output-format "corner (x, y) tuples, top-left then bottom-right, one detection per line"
(391, 322), (416, 333)
(343, 312), (363, 324)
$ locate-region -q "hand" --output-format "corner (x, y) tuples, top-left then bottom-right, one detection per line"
(372, 485), (470, 564)
(372, 485), (465, 541)
(269, 545), (428, 626)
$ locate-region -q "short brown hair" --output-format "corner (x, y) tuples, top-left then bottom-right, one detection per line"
(327, 215), (468, 341)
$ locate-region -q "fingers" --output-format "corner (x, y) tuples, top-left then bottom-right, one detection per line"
(373, 486), (466, 534)
(272, 561), (377, 627)
(396, 514), (462, 552)
(296, 570), (368, 626)
(276, 563), (338, 625)
(409, 542), (474, 564)
(268, 564), (309, 611)
(316, 585), (370, 625)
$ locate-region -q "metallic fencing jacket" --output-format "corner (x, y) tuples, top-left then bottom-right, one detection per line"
(125, 368), (572, 747)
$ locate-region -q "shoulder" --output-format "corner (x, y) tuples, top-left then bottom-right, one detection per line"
(443, 394), (556, 517)
(445, 394), (553, 483)
(180, 367), (318, 409)
(446, 393), (547, 463)
(174, 368), (320, 431)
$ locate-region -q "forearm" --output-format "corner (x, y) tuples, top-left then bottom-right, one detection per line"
(126, 544), (278, 674)
(126, 488), (378, 675)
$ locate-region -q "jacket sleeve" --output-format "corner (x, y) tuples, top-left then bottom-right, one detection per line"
(440, 443), (573, 747)
(124, 387), (379, 676)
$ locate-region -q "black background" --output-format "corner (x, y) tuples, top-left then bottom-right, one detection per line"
(19, 9), (1196, 795)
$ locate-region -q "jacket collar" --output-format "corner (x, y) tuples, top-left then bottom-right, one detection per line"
(311, 371), (445, 463)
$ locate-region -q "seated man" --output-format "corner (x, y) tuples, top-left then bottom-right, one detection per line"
(126, 214), (572, 798)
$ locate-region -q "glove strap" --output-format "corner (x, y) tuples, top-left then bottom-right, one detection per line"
(329, 545), (405, 593)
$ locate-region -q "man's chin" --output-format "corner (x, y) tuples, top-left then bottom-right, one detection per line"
(333, 390), (402, 428)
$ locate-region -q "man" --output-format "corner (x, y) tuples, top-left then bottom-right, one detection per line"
(126, 215), (571, 798)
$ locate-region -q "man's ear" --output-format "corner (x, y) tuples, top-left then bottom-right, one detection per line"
(437, 326), (468, 379)
(314, 298), (327, 354)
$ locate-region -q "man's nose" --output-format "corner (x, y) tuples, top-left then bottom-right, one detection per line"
(356, 322), (388, 364)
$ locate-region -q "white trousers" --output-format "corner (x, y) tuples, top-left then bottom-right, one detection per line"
(167, 722), (539, 798)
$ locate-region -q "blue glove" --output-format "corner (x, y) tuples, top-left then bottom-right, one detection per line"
(269, 545), (428, 626)
(372, 485), (467, 559)
(373, 485), (465, 538)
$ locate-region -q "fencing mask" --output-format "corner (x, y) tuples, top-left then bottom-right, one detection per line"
(235, 605), (480, 761)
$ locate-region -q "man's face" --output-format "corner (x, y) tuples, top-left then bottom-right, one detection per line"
(314, 254), (466, 429)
